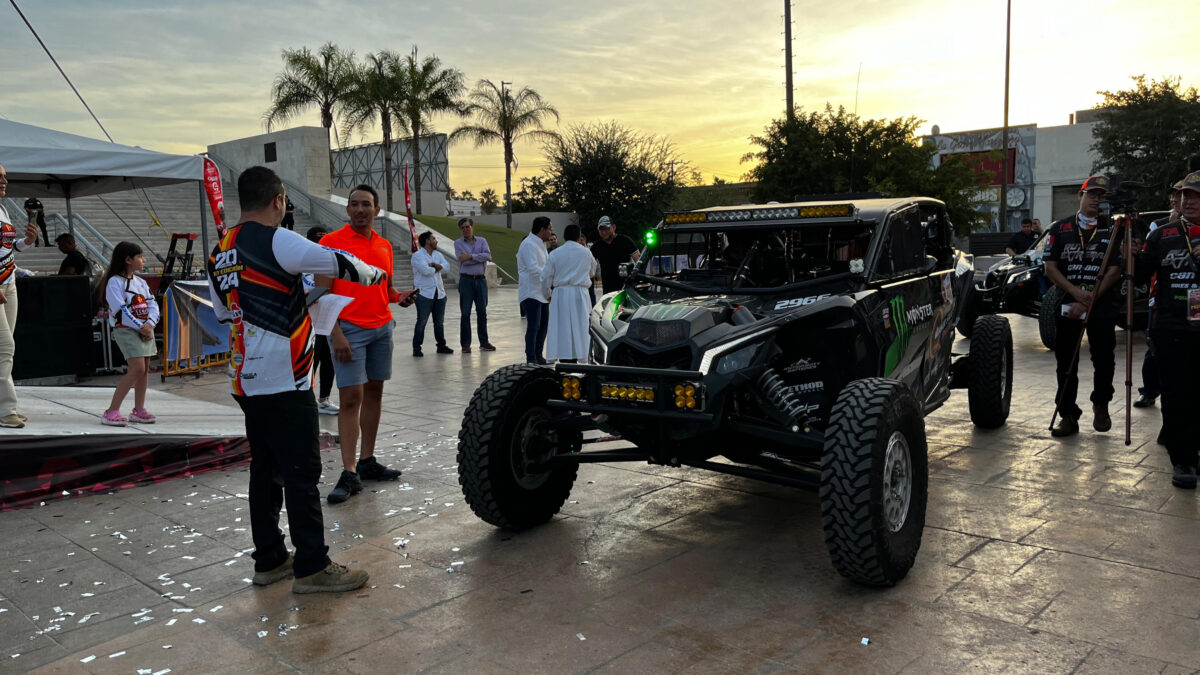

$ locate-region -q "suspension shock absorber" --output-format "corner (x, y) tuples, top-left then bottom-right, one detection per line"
(757, 368), (812, 433)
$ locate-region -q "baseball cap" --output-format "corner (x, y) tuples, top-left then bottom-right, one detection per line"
(1170, 179), (1184, 192)
(1178, 171), (1200, 193)
(1079, 175), (1109, 193)
(23, 197), (43, 210)
(597, 215), (613, 229)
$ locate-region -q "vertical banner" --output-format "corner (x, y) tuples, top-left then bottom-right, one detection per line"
(202, 156), (226, 237)
(403, 163), (418, 253)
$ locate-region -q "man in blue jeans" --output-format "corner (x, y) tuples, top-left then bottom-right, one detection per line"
(517, 216), (553, 363)
(412, 231), (452, 357)
(454, 218), (496, 353)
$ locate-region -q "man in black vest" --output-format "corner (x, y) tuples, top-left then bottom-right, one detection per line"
(1135, 171), (1200, 489)
(1043, 175), (1122, 438)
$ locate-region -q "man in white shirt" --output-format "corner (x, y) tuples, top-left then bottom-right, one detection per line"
(542, 223), (594, 362)
(517, 216), (553, 363)
(411, 231), (452, 356)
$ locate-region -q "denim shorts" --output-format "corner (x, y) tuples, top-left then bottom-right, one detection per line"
(330, 319), (394, 387)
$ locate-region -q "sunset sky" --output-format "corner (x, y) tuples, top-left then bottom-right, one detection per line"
(3, 0), (1198, 199)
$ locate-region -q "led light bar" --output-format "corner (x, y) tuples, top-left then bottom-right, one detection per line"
(663, 204), (854, 225)
(600, 383), (656, 403)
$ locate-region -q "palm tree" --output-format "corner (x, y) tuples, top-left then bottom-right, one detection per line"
(451, 80), (560, 229)
(479, 188), (499, 215)
(341, 51), (405, 213)
(264, 42), (357, 179)
(394, 46), (465, 216)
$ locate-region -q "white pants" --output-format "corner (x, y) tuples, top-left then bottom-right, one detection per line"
(0, 281), (17, 416)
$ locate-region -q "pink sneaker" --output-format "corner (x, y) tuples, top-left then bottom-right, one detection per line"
(129, 408), (156, 424)
(101, 410), (128, 427)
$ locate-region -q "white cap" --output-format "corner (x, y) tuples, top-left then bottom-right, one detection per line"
(598, 216), (613, 228)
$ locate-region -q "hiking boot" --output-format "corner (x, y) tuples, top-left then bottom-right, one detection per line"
(1172, 465), (1197, 490)
(461, 345), (472, 353)
(326, 470), (363, 504)
(1133, 394), (1157, 408)
(1051, 416), (1079, 438)
(1092, 404), (1111, 432)
(0, 414), (24, 429)
(480, 343), (496, 351)
(129, 408), (156, 424)
(292, 561), (369, 594)
(252, 553), (294, 586)
(101, 410), (127, 427)
(357, 456), (401, 481)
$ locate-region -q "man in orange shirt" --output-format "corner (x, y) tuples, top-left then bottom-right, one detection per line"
(319, 185), (410, 504)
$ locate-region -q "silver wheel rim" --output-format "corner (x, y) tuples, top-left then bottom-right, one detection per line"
(882, 431), (912, 533)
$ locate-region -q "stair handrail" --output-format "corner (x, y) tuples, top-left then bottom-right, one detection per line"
(49, 213), (107, 269)
(68, 213), (116, 258)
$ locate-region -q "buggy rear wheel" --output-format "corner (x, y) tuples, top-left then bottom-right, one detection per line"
(968, 315), (1013, 429)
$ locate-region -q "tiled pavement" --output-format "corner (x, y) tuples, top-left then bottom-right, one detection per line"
(1, 287), (1197, 673)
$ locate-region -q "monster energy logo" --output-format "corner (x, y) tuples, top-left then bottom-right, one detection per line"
(884, 296), (912, 376)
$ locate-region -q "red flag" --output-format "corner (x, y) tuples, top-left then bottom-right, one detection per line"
(403, 163), (418, 253)
(202, 156), (226, 237)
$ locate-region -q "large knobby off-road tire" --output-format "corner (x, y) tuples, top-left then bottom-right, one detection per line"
(968, 315), (1013, 429)
(820, 378), (928, 587)
(1038, 286), (1061, 350)
(457, 364), (579, 530)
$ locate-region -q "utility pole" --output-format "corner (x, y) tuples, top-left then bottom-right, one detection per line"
(784, 0), (794, 121)
(998, 0), (1012, 233)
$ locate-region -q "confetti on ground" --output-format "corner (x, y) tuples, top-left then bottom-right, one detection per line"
(861, 637), (870, 645)
(577, 633), (587, 641)
(80, 655), (96, 663)
(165, 619), (177, 626)
(108, 650), (126, 658)
(191, 618), (205, 624)
(257, 631), (268, 638)
(209, 605), (223, 613)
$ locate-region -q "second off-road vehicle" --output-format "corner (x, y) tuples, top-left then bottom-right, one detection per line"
(457, 197), (1013, 587)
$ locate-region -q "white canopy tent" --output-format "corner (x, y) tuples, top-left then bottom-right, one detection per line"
(0, 119), (211, 252)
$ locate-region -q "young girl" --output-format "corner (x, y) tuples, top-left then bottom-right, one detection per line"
(102, 242), (159, 426)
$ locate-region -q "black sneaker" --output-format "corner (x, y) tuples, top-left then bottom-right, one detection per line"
(436, 345), (454, 354)
(356, 456), (401, 481)
(1172, 464), (1197, 490)
(1133, 394), (1157, 408)
(1051, 416), (1079, 438)
(327, 470), (363, 504)
(1093, 405), (1111, 432)
(412, 349), (423, 357)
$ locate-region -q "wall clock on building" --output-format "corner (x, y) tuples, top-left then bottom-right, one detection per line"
(1006, 187), (1025, 208)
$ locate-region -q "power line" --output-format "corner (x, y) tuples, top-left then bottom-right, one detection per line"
(9, 0), (113, 142)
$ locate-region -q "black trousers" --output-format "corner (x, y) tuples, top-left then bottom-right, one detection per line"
(234, 389), (330, 578)
(1054, 315), (1116, 421)
(1150, 328), (1200, 468)
(1139, 308), (1160, 398)
(313, 334), (334, 399)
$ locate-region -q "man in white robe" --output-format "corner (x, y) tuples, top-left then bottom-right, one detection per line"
(542, 224), (595, 362)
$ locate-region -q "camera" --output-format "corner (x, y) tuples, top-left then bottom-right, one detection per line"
(1099, 175), (1143, 216)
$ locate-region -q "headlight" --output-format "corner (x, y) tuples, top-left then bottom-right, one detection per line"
(715, 343), (761, 375)
(560, 376), (583, 401)
(1009, 270), (1033, 285)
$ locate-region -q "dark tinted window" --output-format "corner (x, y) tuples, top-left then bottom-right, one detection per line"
(264, 142), (277, 163)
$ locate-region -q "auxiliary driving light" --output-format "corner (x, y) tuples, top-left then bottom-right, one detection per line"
(600, 383), (656, 403)
(673, 383), (699, 410)
(560, 376), (583, 401)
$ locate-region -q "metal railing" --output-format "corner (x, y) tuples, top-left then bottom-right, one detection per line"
(205, 152), (348, 231)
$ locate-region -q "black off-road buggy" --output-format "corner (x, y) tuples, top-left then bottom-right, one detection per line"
(457, 197), (1013, 586)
